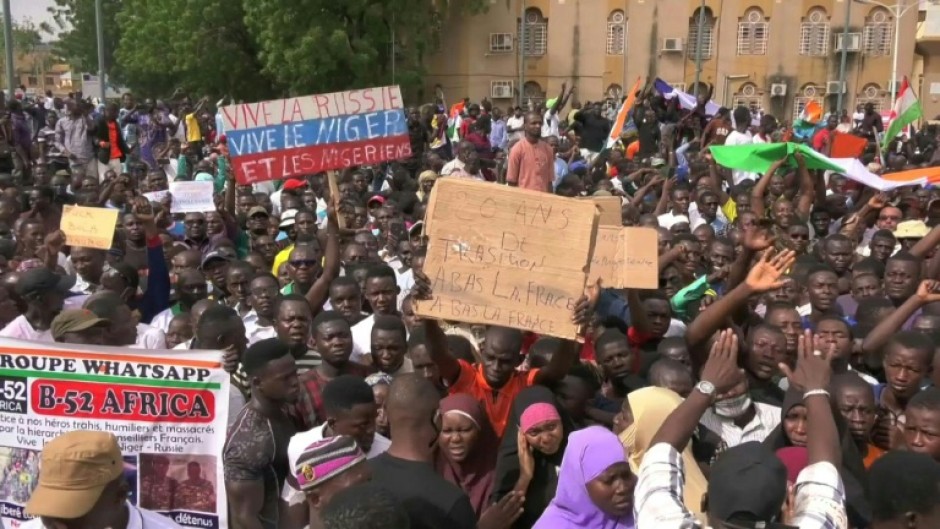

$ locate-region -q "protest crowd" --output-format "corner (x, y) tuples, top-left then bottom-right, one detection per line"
(4, 73), (940, 529)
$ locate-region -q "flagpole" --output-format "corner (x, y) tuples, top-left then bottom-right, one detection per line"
(518, 0), (526, 108)
(693, 0), (705, 98)
(836, 0), (852, 114)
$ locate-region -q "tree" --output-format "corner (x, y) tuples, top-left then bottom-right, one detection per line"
(45, 0), (123, 82)
(0, 20), (43, 73)
(241, 0), (487, 95)
(115, 0), (277, 100)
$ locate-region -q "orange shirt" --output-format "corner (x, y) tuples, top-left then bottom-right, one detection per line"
(862, 443), (885, 469)
(107, 122), (122, 160)
(506, 138), (554, 192)
(626, 139), (640, 161)
(449, 359), (539, 437)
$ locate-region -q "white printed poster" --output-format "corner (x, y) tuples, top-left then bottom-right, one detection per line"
(0, 339), (229, 529)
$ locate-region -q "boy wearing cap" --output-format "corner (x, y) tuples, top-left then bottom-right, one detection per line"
(23, 431), (182, 529)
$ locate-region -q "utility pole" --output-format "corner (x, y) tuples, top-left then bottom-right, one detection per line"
(2, 0), (14, 99)
(837, 0), (852, 114)
(693, 0), (705, 97)
(95, 0), (106, 102)
(518, 0), (526, 107)
(391, 14), (396, 84)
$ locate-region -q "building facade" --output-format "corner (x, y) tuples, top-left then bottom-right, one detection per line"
(424, 0), (919, 122)
(3, 44), (76, 99)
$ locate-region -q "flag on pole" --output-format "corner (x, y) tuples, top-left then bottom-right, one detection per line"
(606, 77), (643, 150)
(792, 100), (824, 140)
(883, 77), (923, 149)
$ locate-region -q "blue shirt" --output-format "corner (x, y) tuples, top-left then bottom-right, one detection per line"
(490, 119), (507, 150)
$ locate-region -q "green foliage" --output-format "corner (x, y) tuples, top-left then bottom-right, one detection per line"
(0, 21), (43, 59)
(45, 0), (123, 81)
(49, 0), (489, 100)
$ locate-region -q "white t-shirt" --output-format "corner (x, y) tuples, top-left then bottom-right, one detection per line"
(243, 310), (277, 345)
(350, 314), (375, 364)
(132, 324), (166, 349)
(506, 115), (525, 141)
(725, 130), (755, 184)
(281, 424), (390, 505)
(542, 110), (560, 138)
(150, 307), (176, 333)
(22, 504), (183, 529)
(0, 316), (53, 342)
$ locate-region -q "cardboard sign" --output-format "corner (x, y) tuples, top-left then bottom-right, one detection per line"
(169, 181), (215, 213)
(222, 86), (413, 184)
(327, 170), (346, 229)
(60, 205), (118, 250)
(581, 196), (622, 226)
(587, 227), (659, 289)
(414, 179), (599, 340)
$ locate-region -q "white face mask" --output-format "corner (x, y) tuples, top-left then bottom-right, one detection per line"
(713, 393), (753, 419)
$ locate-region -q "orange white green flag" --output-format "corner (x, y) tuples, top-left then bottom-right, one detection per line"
(883, 77), (923, 149)
(606, 77), (643, 150)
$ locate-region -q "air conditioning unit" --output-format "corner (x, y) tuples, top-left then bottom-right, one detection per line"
(662, 38), (684, 52)
(826, 81), (847, 94)
(835, 33), (862, 52)
(770, 83), (787, 97)
(488, 33), (514, 53)
(490, 81), (514, 99)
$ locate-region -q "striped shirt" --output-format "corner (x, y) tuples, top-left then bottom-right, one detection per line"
(634, 443), (847, 529)
(699, 402), (781, 448)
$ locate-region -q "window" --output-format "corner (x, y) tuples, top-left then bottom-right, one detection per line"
(489, 33), (514, 53)
(607, 10), (626, 55)
(863, 8), (892, 56)
(792, 85), (822, 122)
(737, 8), (769, 55)
(604, 84), (623, 114)
(44, 77), (55, 86)
(688, 7), (715, 60)
(857, 84), (886, 113)
(733, 83), (762, 113)
(518, 8), (548, 56)
(523, 81), (546, 109)
(26, 76), (38, 86)
(800, 8), (830, 56)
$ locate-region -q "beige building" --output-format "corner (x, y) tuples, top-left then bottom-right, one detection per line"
(4, 44), (76, 98)
(425, 0), (919, 122)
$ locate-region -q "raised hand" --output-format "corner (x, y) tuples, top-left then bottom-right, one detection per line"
(916, 279), (940, 304)
(699, 329), (743, 394)
(744, 249), (795, 292)
(779, 330), (833, 392)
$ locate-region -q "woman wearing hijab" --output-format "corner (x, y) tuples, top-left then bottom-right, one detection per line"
(435, 394), (500, 518)
(493, 386), (575, 529)
(616, 386), (707, 516)
(763, 386), (871, 527)
(533, 426), (636, 529)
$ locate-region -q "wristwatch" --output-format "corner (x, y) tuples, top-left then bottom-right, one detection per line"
(695, 380), (716, 397)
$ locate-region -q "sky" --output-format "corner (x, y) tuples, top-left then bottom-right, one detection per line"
(9, 0), (58, 38)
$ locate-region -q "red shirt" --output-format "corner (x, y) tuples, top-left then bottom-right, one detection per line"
(107, 121), (121, 160)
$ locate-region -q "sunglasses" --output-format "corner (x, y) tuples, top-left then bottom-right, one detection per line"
(290, 259), (318, 268)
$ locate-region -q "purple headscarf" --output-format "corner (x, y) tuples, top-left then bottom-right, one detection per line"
(532, 426), (636, 529)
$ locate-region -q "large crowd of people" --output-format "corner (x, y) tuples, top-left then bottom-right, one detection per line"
(4, 80), (940, 529)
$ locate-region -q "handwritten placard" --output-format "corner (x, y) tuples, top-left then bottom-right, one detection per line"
(143, 189), (168, 203)
(414, 179), (599, 340)
(587, 227), (659, 289)
(169, 181), (215, 213)
(222, 86), (412, 184)
(580, 196), (622, 226)
(60, 205), (119, 250)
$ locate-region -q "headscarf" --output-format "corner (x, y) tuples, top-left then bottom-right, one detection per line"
(619, 387), (707, 516)
(416, 170), (438, 201)
(763, 387), (871, 527)
(493, 386), (575, 529)
(533, 426), (635, 529)
(434, 394), (499, 518)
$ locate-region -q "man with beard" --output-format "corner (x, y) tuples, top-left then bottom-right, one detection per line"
(296, 311), (373, 429)
(224, 338), (300, 529)
(820, 234), (855, 292)
(244, 274), (278, 344)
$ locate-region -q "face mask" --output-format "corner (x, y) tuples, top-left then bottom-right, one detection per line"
(371, 228), (381, 237)
(713, 393), (752, 419)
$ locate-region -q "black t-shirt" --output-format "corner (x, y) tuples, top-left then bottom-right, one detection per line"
(574, 112), (612, 152)
(369, 453), (476, 529)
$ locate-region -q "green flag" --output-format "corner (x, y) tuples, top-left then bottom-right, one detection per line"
(710, 142), (845, 175)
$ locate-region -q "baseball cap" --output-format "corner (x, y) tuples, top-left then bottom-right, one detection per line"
(279, 209), (299, 228)
(248, 206), (270, 218)
(366, 195), (386, 207)
(50, 310), (109, 341)
(25, 431), (124, 519)
(201, 247), (236, 269)
(292, 435), (366, 492)
(283, 178), (306, 191)
(16, 268), (74, 298)
(707, 442), (788, 525)
(895, 219), (930, 239)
